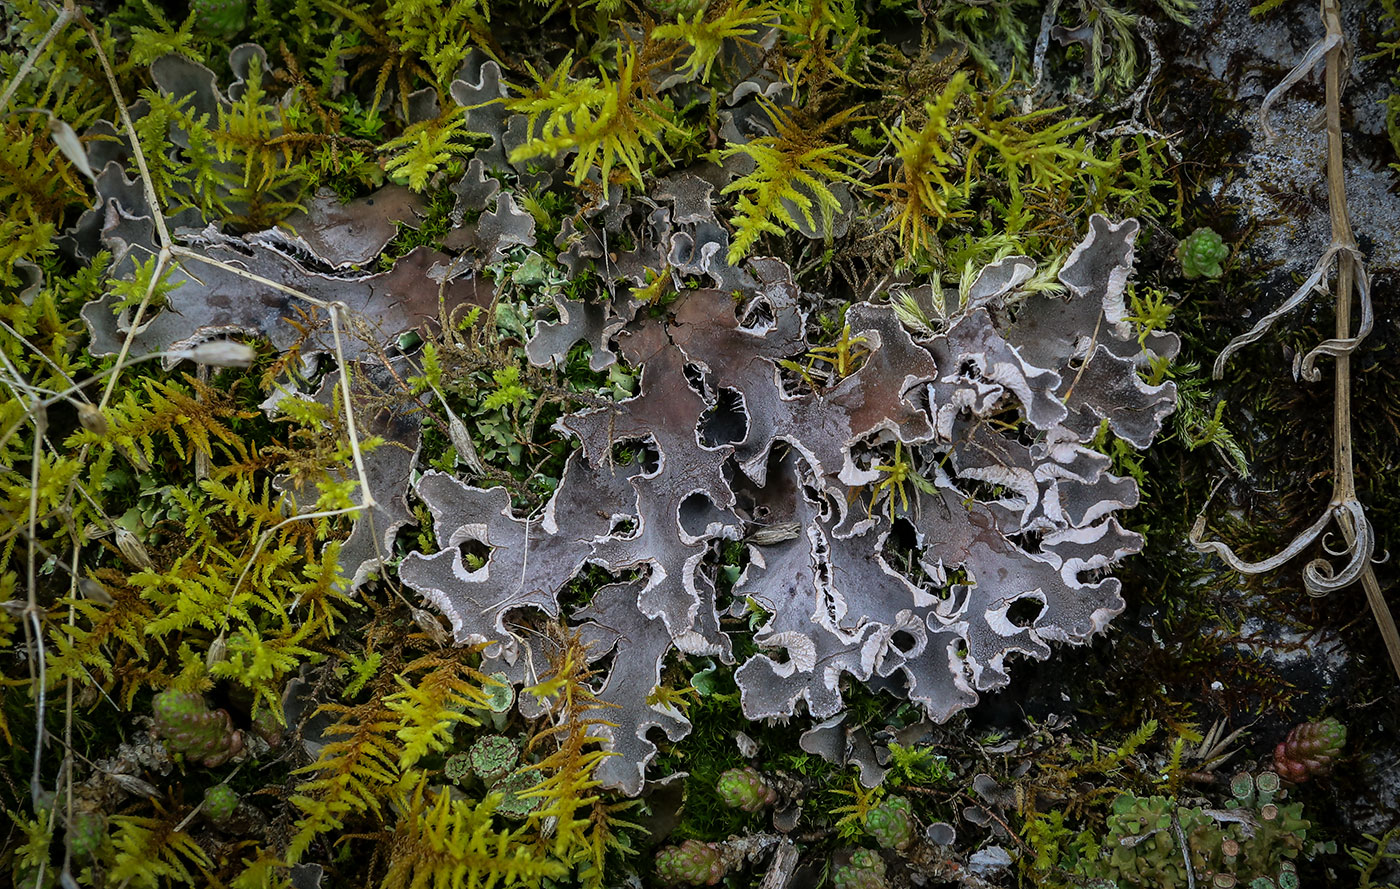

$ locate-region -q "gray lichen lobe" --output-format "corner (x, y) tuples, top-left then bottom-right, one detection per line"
(401, 208), (1175, 794)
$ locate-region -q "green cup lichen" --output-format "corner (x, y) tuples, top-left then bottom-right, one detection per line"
(492, 768), (543, 819)
(467, 734), (518, 782)
(444, 752), (472, 785)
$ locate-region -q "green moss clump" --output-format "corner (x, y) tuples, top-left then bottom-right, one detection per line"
(191, 0), (247, 38)
(1274, 718), (1347, 783)
(66, 811), (107, 858)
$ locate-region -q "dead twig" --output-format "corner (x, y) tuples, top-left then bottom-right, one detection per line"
(1192, 0), (1400, 680)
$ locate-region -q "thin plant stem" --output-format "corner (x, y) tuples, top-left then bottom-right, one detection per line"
(26, 428), (46, 809)
(167, 246), (378, 509)
(1321, 0), (1400, 678)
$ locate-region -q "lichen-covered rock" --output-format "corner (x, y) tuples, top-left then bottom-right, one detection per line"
(66, 811), (106, 858)
(152, 690), (243, 767)
(467, 735), (518, 781)
(1274, 717), (1346, 783)
(833, 849), (887, 889)
(1178, 226), (1228, 279)
(203, 784), (239, 822)
(866, 796), (915, 850)
(716, 766), (777, 812)
(655, 839), (725, 886)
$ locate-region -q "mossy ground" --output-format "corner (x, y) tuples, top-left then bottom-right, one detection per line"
(2, 0), (1399, 887)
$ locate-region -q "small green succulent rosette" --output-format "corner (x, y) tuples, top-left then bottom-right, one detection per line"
(203, 784), (239, 822)
(655, 839), (725, 886)
(1178, 226), (1229, 279)
(834, 849), (888, 889)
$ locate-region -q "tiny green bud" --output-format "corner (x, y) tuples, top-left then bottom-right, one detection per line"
(1178, 227), (1229, 280)
(204, 784), (239, 822)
